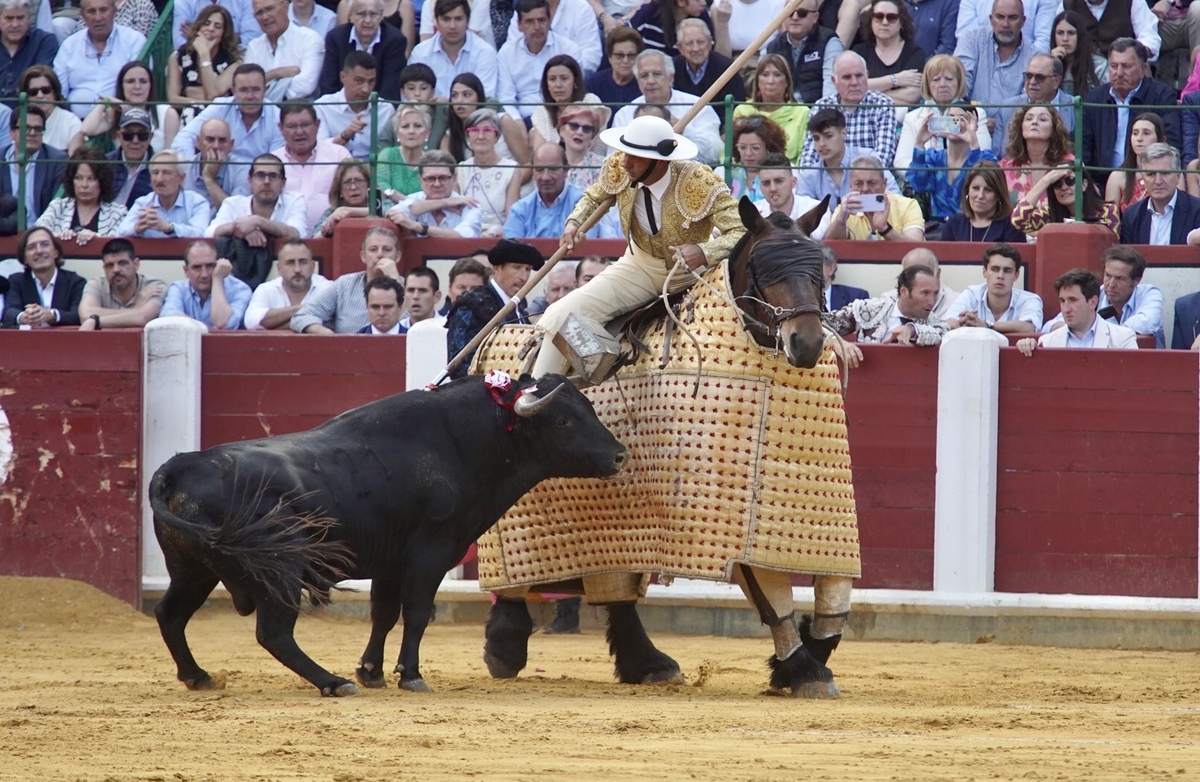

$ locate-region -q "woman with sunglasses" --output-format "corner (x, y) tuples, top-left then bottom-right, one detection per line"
(456, 109), (521, 237)
(1106, 113), (1163, 207)
(78, 61), (177, 154)
(1011, 165), (1118, 238)
(850, 0), (924, 107)
(166, 4), (243, 127)
(557, 104), (608, 189)
(34, 147), (128, 244)
(733, 54), (808, 162)
(18, 66), (81, 154)
(313, 160), (381, 237)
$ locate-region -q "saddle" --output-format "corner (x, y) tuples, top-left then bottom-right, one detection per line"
(550, 287), (696, 386)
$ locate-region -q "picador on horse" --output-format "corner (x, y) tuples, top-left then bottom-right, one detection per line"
(461, 115), (860, 698)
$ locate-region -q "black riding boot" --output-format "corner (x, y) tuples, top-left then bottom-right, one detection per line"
(543, 597), (582, 634)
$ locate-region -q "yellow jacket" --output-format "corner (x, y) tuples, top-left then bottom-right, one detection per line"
(567, 152), (747, 268)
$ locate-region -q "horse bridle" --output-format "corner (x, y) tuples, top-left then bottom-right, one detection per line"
(735, 239), (825, 346)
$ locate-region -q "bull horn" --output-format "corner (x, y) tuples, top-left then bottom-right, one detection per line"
(513, 383), (564, 417)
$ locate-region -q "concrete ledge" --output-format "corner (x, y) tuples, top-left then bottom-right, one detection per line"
(141, 578), (1200, 651)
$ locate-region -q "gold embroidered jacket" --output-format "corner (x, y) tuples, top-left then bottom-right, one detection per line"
(567, 152), (746, 267)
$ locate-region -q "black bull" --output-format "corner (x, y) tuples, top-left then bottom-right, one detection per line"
(151, 374), (627, 696)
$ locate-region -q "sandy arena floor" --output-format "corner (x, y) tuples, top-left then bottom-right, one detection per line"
(0, 576), (1197, 781)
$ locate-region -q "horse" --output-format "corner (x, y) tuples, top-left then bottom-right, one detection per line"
(476, 196), (857, 698)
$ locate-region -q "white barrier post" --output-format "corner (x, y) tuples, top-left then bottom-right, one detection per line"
(406, 319), (449, 391)
(141, 318), (207, 590)
(933, 328), (1005, 593)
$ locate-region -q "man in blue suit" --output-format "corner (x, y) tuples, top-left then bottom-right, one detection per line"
(1118, 143), (1200, 246)
(821, 244), (868, 311)
(356, 276), (405, 335)
(318, 0), (407, 101)
(1173, 290), (1200, 350)
(0, 106), (65, 220)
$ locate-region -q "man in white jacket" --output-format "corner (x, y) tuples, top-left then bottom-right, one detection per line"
(1017, 268), (1138, 355)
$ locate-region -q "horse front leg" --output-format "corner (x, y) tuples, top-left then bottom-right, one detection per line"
(732, 565), (839, 699)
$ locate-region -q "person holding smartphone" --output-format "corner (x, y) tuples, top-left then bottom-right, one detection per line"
(824, 153), (925, 240)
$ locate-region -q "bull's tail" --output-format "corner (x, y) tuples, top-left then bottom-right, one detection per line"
(150, 469), (356, 610)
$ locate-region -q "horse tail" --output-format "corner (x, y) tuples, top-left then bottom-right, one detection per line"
(150, 468), (356, 610)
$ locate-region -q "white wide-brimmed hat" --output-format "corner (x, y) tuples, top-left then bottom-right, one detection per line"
(599, 115), (698, 162)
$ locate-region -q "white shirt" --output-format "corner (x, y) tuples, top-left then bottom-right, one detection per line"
(245, 273), (331, 330)
(1148, 191), (1177, 246)
(349, 25), (381, 51)
(728, 0), (783, 53)
(243, 23), (326, 100)
(633, 168), (671, 236)
(610, 89), (724, 164)
(504, 0), (602, 75)
(43, 107), (82, 153)
(53, 24), (148, 117)
(368, 321), (403, 334)
(392, 190), (482, 237)
(23, 269), (57, 327)
(205, 192), (311, 238)
(945, 282), (1045, 329)
(497, 30), (582, 120)
(314, 89), (396, 160)
(409, 32), (501, 99)
(753, 195), (830, 239)
(289, 2), (337, 37)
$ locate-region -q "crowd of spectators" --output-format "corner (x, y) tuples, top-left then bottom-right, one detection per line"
(2, 0), (1200, 347)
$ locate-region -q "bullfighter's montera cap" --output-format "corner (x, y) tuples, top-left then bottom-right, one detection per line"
(488, 238), (544, 271)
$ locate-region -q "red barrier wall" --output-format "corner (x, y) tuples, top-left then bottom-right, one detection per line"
(996, 349), (1199, 597)
(843, 345), (939, 589)
(0, 331), (143, 605)
(200, 333), (408, 447)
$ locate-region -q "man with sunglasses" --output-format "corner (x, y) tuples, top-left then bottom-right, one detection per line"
(764, 0), (842, 103)
(388, 149), (481, 237)
(988, 52), (1075, 156)
(0, 105), (64, 220)
(954, 0), (1037, 114)
(107, 107), (154, 208)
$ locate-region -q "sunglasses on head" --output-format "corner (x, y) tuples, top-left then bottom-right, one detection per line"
(872, 11), (900, 22)
(121, 129), (150, 141)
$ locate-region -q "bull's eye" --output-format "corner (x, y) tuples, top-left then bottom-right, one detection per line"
(557, 417), (570, 428)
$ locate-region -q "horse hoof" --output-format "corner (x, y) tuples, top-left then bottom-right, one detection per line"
(640, 664), (683, 684)
(183, 673), (224, 691)
(399, 678), (431, 693)
(483, 651), (521, 679)
(790, 679), (841, 699)
(322, 681), (360, 697)
(355, 666), (387, 689)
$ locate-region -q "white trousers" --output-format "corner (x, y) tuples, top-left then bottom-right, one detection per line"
(531, 241), (697, 377)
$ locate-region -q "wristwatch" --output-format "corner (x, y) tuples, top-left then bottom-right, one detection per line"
(91, 314), (102, 330)
(879, 223), (893, 237)
(417, 223), (429, 236)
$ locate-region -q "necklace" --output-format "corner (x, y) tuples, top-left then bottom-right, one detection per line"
(969, 222), (993, 243)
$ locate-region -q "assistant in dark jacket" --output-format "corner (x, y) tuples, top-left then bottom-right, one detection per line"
(0, 142), (66, 219)
(1171, 290), (1200, 349)
(107, 145), (154, 209)
(764, 21), (839, 104)
(1118, 189), (1200, 245)
(319, 22), (407, 101)
(673, 50), (744, 130)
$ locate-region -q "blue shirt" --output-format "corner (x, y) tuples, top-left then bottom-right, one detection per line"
(953, 26), (1035, 110)
(53, 25), (147, 118)
(1064, 314), (1099, 348)
(503, 182), (621, 239)
(409, 32), (501, 99)
(907, 147), (998, 219)
(5, 146), (38, 213)
(171, 98), (284, 164)
(794, 144), (901, 206)
(184, 153), (252, 217)
(117, 190), (213, 238)
(945, 282), (1044, 329)
(1110, 81), (1142, 169)
(161, 276), (253, 329)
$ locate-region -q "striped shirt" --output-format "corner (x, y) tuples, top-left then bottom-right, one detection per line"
(800, 90), (898, 168)
(290, 271), (373, 334)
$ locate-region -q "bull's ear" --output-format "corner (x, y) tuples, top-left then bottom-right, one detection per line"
(738, 196), (763, 233)
(796, 194), (831, 237)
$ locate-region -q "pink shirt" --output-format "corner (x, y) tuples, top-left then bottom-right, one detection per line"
(272, 140), (351, 232)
